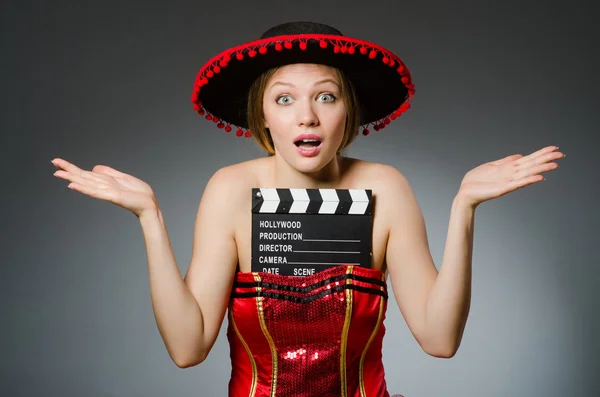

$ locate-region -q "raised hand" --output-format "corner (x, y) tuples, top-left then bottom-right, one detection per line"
(52, 158), (158, 218)
(457, 145), (565, 208)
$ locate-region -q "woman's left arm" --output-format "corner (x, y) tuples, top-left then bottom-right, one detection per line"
(418, 195), (475, 358)
(383, 145), (564, 358)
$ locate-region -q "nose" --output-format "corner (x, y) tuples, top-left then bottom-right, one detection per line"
(296, 99), (319, 128)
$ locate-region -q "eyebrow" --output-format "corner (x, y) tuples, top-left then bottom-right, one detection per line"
(268, 78), (340, 90)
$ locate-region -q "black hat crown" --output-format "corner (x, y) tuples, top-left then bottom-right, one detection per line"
(260, 21), (344, 39)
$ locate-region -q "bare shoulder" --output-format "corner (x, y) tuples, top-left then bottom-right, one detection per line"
(343, 157), (412, 195)
(208, 158), (258, 188)
(204, 158), (264, 203)
(343, 158), (420, 237)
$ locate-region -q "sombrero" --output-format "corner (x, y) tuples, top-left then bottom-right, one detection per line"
(190, 21), (415, 138)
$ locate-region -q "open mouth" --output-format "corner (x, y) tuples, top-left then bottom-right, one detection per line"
(294, 139), (322, 150)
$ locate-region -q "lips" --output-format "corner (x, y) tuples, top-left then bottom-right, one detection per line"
(294, 134), (322, 157)
(293, 133), (322, 147)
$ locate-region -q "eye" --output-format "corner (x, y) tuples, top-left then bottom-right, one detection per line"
(317, 93), (336, 102)
(276, 95), (293, 105)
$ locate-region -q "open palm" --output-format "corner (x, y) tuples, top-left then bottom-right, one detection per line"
(458, 145), (564, 208)
(52, 158), (157, 217)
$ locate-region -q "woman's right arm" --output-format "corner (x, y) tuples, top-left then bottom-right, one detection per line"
(52, 159), (238, 368)
(140, 167), (239, 368)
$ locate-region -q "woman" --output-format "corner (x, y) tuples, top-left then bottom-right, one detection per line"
(51, 21), (564, 397)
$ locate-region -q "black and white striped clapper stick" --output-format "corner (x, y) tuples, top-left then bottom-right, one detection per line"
(251, 188), (373, 276)
(251, 188), (372, 215)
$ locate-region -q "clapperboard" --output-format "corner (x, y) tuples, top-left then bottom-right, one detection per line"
(251, 188), (373, 276)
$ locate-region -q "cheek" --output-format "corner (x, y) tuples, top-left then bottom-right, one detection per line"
(327, 108), (348, 135)
(263, 118), (288, 151)
(264, 108), (295, 144)
(264, 103), (293, 128)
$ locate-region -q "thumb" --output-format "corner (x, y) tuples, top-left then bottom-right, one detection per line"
(92, 164), (126, 177)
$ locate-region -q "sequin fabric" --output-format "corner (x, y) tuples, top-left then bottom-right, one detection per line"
(227, 264), (390, 397)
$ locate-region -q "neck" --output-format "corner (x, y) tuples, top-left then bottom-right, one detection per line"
(270, 154), (344, 189)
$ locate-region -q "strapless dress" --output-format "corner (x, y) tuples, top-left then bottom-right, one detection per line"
(226, 264), (391, 397)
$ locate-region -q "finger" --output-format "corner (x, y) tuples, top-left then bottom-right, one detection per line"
(516, 152), (564, 175)
(529, 150), (564, 166)
(54, 169), (111, 189)
(57, 167), (110, 184)
(53, 169), (77, 183)
(490, 154), (523, 166)
(508, 174), (545, 190)
(51, 158), (84, 174)
(67, 182), (116, 201)
(81, 170), (112, 183)
(52, 159), (116, 183)
(515, 146), (559, 165)
(516, 162), (559, 180)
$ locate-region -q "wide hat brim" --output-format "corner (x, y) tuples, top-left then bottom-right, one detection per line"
(191, 22), (415, 138)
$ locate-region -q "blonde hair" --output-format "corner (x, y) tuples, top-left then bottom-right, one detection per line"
(247, 65), (360, 156)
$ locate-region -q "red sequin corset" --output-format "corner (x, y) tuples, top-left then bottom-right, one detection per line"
(227, 264), (390, 397)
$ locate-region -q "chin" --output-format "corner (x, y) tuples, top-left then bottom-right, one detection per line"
(292, 161), (326, 174)
(273, 143), (340, 173)
(291, 150), (338, 173)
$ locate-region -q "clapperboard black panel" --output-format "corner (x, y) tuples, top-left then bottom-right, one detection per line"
(251, 188), (373, 276)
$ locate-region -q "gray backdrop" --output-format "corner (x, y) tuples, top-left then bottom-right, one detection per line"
(2, 0), (598, 396)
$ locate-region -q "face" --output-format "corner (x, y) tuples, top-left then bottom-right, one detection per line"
(263, 63), (347, 173)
